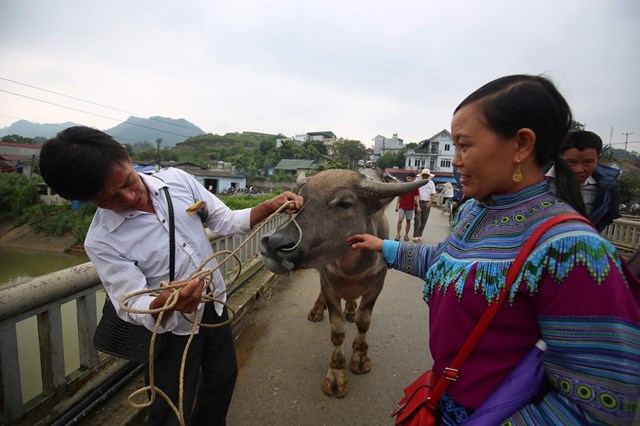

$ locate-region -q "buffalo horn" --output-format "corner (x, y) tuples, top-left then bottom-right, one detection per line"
(359, 175), (428, 199)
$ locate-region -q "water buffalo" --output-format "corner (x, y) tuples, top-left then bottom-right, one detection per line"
(259, 169), (426, 398)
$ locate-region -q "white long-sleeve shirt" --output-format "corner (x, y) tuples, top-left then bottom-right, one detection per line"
(85, 168), (252, 335)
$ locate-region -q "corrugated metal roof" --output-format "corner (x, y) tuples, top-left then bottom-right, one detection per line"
(274, 159), (316, 170)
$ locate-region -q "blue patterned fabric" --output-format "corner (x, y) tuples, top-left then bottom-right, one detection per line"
(439, 392), (473, 425)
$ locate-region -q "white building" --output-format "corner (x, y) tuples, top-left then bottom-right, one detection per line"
(404, 129), (455, 173)
(372, 133), (403, 159)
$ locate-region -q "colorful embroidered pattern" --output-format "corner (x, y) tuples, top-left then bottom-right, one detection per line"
(502, 318), (640, 425)
(392, 182), (623, 304)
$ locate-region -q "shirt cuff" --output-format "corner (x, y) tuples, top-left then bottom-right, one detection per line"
(382, 240), (400, 267)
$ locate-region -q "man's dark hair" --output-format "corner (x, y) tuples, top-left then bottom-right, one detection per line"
(407, 172), (417, 178)
(561, 130), (603, 155)
(40, 126), (130, 201)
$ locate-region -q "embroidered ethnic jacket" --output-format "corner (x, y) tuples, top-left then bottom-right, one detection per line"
(382, 181), (640, 425)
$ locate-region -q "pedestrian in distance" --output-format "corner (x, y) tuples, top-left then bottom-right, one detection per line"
(395, 172), (420, 241)
(39, 126), (304, 426)
(347, 75), (640, 425)
(412, 168), (436, 242)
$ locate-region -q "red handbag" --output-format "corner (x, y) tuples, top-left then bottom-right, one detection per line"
(391, 370), (438, 425)
(390, 214), (590, 426)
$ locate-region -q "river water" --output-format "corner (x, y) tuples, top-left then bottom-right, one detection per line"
(0, 245), (89, 285)
(0, 245), (93, 402)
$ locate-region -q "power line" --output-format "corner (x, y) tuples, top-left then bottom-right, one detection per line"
(0, 76), (202, 133)
(0, 88), (195, 140)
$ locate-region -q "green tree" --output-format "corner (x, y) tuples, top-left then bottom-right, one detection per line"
(570, 120), (586, 131)
(0, 173), (39, 220)
(259, 139), (276, 155)
(618, 172), (640, 204)
(275, 140), (302, 160)
(600, 145), (616, 163)
(333, 138), (366, 167)
(301, 140), (329, 163)
(2, 134), (36, 144)
(376, 151), (405, 169)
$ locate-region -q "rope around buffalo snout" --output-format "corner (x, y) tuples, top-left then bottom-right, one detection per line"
(116, 200), (301, 426)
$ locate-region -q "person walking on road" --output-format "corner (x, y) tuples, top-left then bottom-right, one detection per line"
(395, 172), (420, 241)
(413, 169), (436, 242)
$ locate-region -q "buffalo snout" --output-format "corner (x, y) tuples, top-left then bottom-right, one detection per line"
(259, 232), (300, 274)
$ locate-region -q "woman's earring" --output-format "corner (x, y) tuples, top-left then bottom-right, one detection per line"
(512, 162), (523, 182)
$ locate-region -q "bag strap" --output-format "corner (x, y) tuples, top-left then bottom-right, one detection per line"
(426, 213), (591, 409)
(162, 186), (176, 282)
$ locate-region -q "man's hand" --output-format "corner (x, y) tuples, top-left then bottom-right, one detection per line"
(149, 277), (205, 319)
(250, 191), (304, 227)
(271, 191), (304, 212)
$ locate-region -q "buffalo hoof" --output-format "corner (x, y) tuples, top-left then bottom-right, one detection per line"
(307, 308), (324, 322)
(322, 368), (349, 398)
(350, 352), (371, 374)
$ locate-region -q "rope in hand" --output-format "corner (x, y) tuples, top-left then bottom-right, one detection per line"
(117, 199), (302, 426)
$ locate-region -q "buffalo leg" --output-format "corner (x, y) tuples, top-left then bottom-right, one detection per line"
(321, 289), (349, 398)
(350, 281), (384, 374)
(307, 291), (325, 322)
(344, 299), (357, 323)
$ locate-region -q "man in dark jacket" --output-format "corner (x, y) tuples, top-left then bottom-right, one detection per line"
(554, 130), (621, 232)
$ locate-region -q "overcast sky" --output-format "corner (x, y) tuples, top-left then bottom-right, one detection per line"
(1, 0), (639, 150)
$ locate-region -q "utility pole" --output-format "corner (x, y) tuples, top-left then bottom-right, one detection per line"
(609, 127), (613, 148)
(622, 132), (633, 151)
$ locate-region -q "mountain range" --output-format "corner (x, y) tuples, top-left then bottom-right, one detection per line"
(0, 116), (205, 147)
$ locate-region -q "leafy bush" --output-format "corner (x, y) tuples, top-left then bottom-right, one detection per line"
(0, 173), (39, 221)
(72, 214), (95, 243)
(219, 193), (279, 210)
(20, 203), (97, 241)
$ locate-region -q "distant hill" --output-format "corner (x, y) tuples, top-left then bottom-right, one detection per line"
(0, 116), (205, 147)
(0, 120), (80, 139)
(105, 116), (204, 147)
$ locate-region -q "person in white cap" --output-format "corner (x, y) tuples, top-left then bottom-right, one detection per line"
(413, 169), (437, 242)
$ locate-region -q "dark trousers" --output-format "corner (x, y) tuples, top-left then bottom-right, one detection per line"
(413, 200), (432, 237)
(146, 303), (237, 426)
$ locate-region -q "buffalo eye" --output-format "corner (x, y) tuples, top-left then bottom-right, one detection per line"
(336, 200), (353, 209)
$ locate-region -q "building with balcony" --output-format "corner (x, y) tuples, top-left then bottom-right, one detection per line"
(403, 129), (454, 174)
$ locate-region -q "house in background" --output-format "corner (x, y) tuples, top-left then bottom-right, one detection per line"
(273, 159), (316, 176)
(134, 161), (247, 194)
(288, 131), (337, 153)
(403, 129), (455, 174)
(0, 141), (42, 176)
(372, 133), (404, 160)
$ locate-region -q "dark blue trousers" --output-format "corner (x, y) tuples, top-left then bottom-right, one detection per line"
(146, 303), (237, 426)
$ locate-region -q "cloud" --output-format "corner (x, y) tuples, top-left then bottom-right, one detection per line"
(1, 0), (639, 149)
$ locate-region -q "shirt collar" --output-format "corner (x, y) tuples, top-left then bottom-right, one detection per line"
(584, 175), (597, 186)
(101, 172), (167, 232)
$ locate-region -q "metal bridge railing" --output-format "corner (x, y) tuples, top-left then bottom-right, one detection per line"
(602, 217), (640, 254)
(0, 214), (286, 425)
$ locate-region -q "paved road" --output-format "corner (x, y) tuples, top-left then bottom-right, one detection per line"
(228, 198), (453, 425)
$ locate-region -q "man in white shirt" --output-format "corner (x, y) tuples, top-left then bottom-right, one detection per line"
(39, 126), (303, 426)
(413, 169), (437, 242)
